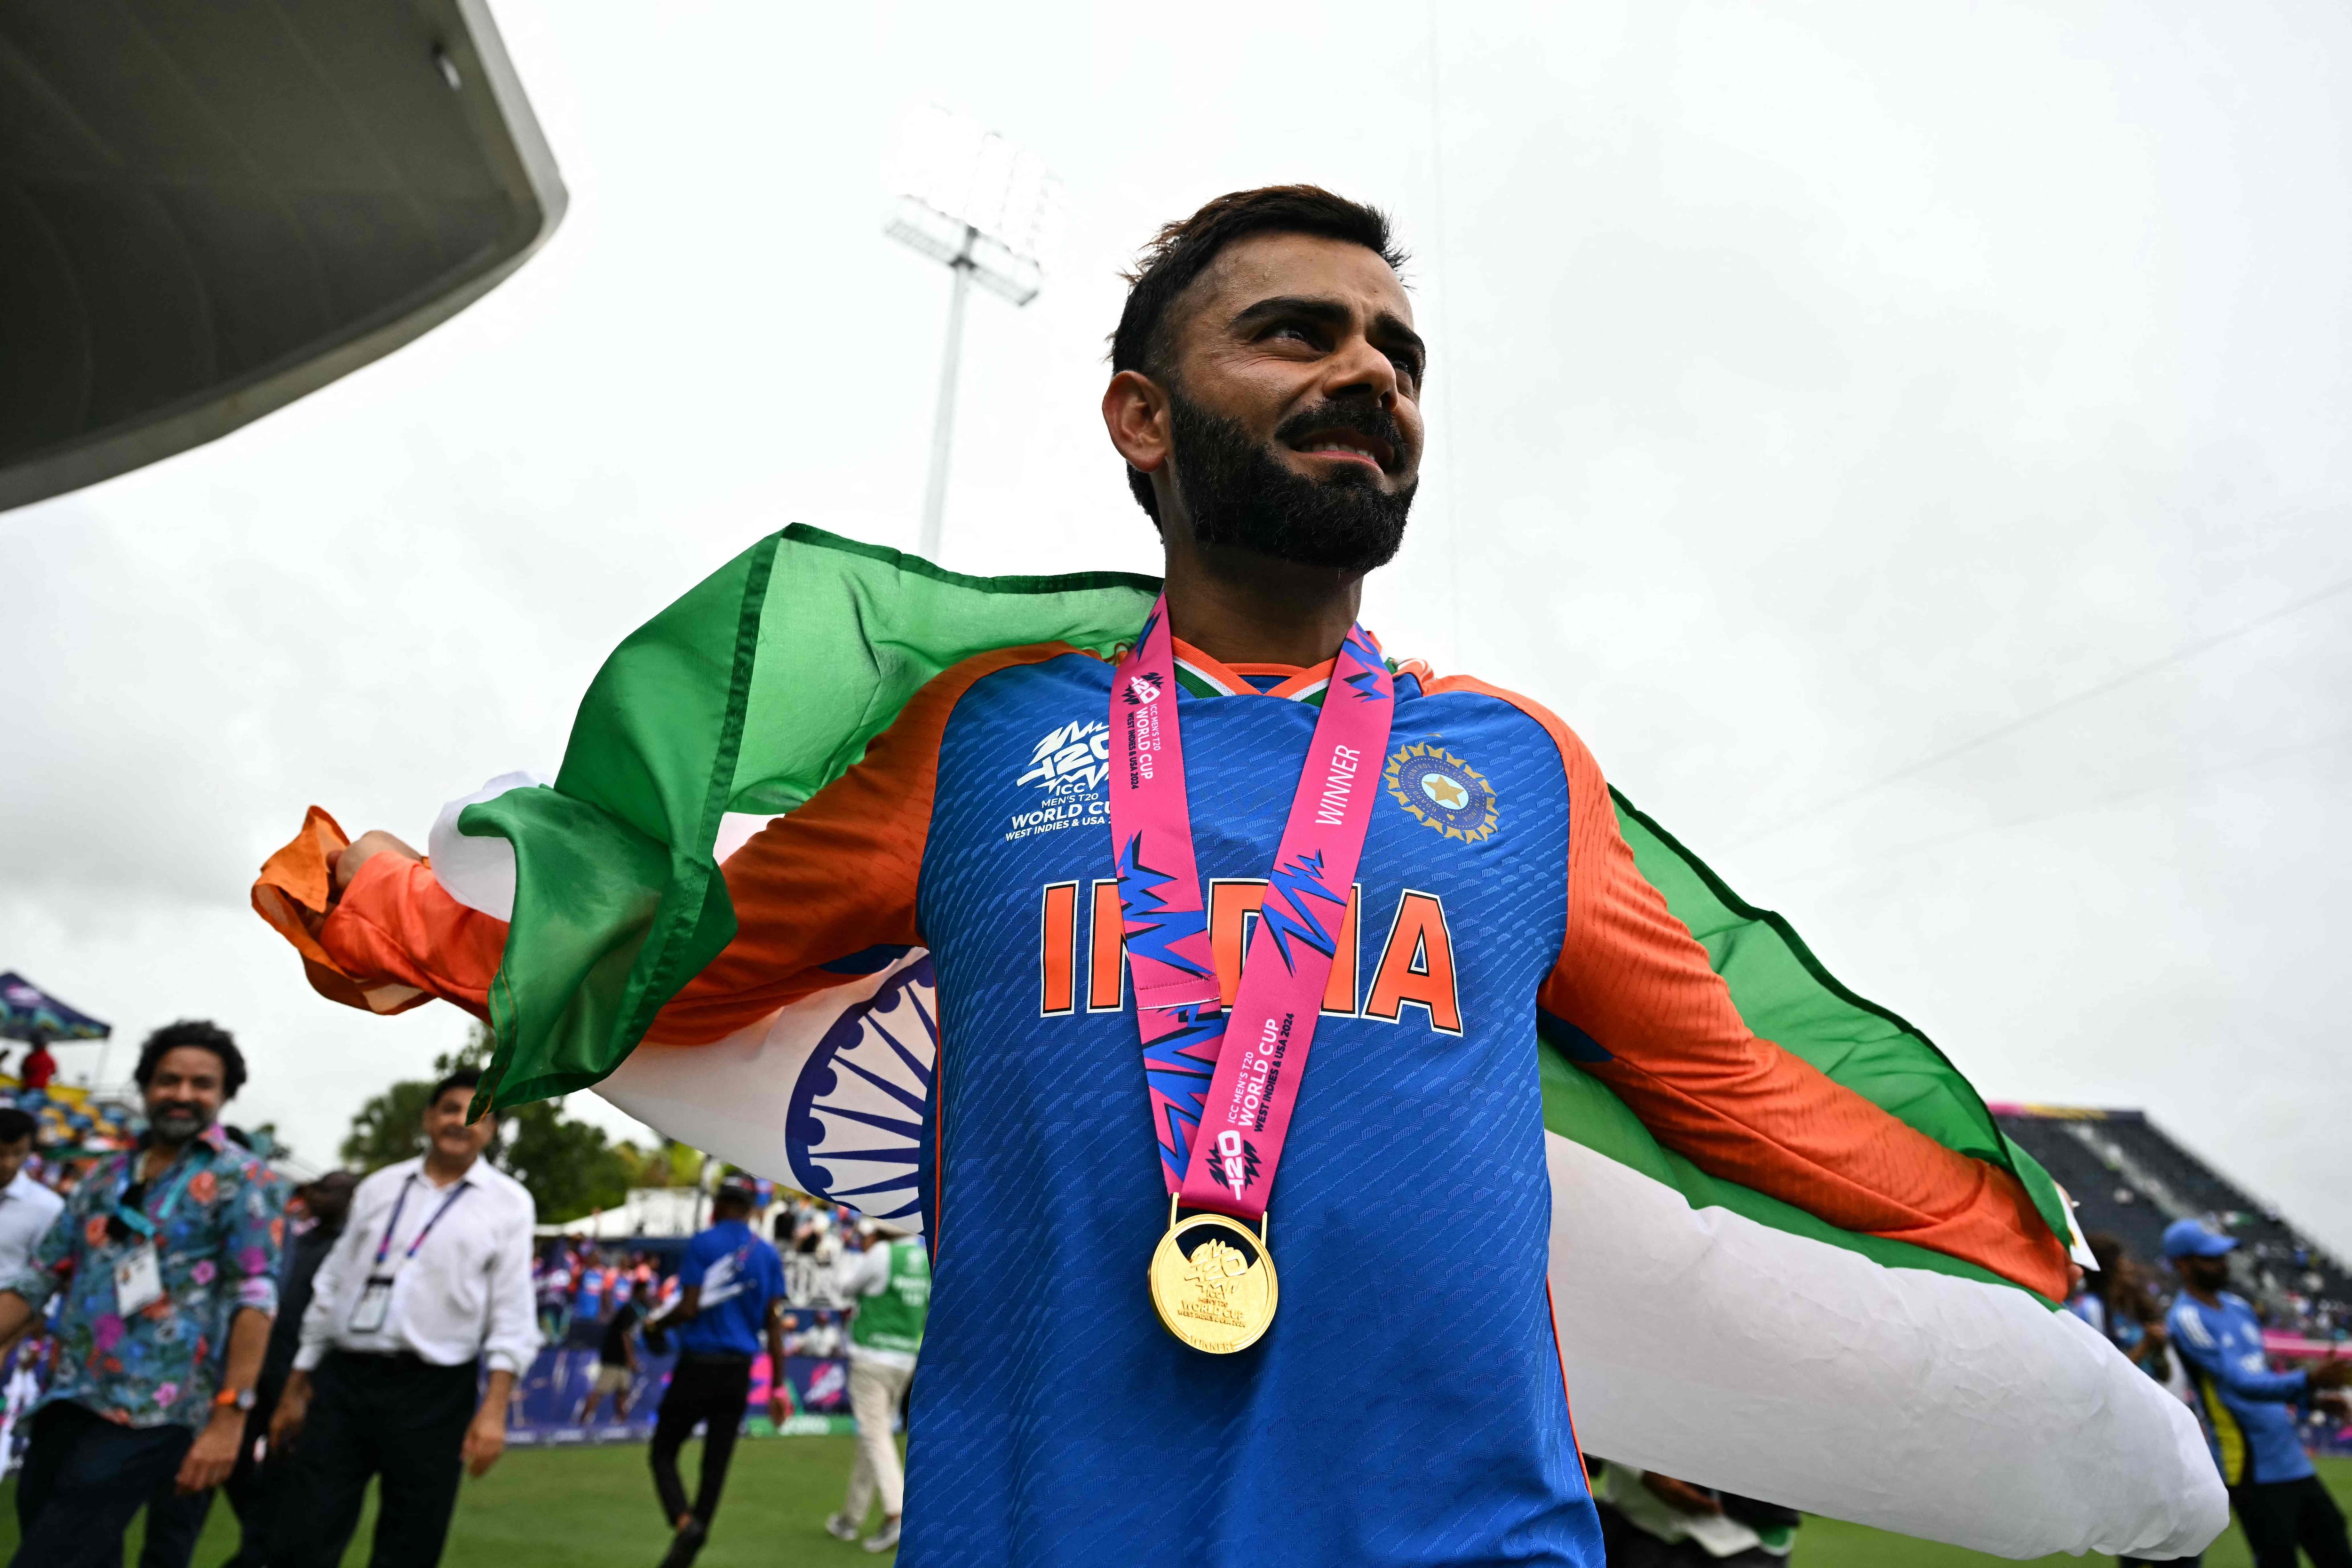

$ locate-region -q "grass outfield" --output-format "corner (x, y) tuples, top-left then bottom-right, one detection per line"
(4, 1441), (2344, 1565)
(1, 1434), (902, 1567)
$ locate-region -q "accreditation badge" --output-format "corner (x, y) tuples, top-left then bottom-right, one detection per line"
(112, 1242), (164, 1316)
(349, 1274), (395, 1334)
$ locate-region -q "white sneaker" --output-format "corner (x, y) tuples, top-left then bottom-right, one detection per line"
(862, 1518), (900, 1553)
(824, 1513), (860, 1542)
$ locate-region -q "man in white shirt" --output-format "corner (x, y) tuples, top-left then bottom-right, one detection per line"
(268, 1067), (540, 1568)
(0, 1106), (63, 1286)
(0, 1105), (64, 1475)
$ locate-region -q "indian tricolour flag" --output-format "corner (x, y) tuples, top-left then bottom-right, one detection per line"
(255, 525), (2221, 1560)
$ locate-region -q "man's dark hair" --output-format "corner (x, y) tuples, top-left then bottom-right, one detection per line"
(0, 1106), (36, 1145)
(134, 1019), (246, 1098)
(429, 1066), (486, 1112)
(1111, 185), (1406, 521)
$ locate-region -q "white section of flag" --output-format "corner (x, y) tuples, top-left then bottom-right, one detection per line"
(590, 949), (931, 1237)
(427, 772), (548, 918)
(428, 773), (779, 922)
(1545, 1132), (2224, 1560)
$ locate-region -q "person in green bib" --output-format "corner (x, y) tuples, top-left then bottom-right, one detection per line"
(824, 1220), (929, 1555)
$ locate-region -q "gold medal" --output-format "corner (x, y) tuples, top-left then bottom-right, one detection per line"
(1147, 1198), (1278, 1354)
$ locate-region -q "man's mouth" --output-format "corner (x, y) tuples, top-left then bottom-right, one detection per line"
(1287, 429), (1393, 472)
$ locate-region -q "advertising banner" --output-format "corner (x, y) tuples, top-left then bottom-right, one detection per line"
(505, 1345), (858, 1445)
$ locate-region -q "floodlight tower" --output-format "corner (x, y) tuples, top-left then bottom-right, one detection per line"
(883, 105), (1064, 560)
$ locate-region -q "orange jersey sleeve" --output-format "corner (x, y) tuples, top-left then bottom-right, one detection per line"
(1429, 675), (2068, 1300)
(321, 855), (507, 1017)
(250, 806), (504, 1019)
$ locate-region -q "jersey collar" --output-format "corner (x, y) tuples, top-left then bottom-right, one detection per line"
(1170, 639), (1336, 702)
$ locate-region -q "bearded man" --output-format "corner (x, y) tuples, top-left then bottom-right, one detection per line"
(262, 188), (2196, 1567)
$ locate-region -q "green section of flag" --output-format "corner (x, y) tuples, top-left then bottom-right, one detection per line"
(465, 525), (1157, 1109)
(1604, 789), (2072, 1254)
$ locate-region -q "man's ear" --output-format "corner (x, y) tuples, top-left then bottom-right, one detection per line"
(1102, 369), (1172, 480)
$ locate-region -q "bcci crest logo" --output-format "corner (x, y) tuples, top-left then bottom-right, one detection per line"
(1385, 742), (1499, 843)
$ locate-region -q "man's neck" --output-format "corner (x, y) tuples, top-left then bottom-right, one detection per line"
(1159, 533), (1364, 669)
(140, 1134), (196, 1178)
(421, 1149), (477, 1187)
(2186, 1282), (2225, 1308)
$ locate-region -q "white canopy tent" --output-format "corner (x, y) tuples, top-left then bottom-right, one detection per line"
(532, 1186), (707, 1240)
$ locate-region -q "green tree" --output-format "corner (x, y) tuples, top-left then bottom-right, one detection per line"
(340, 1081), (437, 1170)
(617, 1139), (706, 1191)
(340, 1036), (488, 1171)
(499, 1099), (632, 1224)
(341, 1028), (638, 1226)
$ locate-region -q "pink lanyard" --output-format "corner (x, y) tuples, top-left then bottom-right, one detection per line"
(1106, 598), (1394, 1221)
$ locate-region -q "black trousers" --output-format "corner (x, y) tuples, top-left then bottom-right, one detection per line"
(649, 1355), (753, 1529)
(139, 1474), (216, 1568)
(8, 1400), (197, 1568)
(2233, 1475), (2352, 1568)
(273, 1351), (481, 1568)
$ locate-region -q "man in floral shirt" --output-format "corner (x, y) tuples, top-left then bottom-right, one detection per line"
(0, 1019), (286, 1568)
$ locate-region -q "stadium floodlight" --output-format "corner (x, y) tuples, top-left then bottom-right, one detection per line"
(883, 104), (1065, 559)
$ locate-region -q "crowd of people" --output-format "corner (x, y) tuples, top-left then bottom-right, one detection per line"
(534, 1242), (668, 1347)
(0, 1024), (929, 1568)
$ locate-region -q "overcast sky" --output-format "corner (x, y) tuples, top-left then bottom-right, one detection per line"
(5, 1), (2348, 1249)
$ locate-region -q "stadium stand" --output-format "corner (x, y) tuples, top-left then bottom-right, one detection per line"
(1997, 1106), (2352, 1337)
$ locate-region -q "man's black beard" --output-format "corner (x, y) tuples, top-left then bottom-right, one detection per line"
(148, 1103), (209, 1144)
(1166, 390), (1415, 573)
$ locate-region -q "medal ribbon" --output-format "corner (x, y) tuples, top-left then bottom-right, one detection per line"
(1107, 596), (1393, 1221)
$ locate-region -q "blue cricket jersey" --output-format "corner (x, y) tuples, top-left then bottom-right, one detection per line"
(898, 651), (1600, 1566)
(2169, 1290), (2312, 1486)
(673, 1219), (786, 1359)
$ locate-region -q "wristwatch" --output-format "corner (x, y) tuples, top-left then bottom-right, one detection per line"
(214, 1386), (256, 1412)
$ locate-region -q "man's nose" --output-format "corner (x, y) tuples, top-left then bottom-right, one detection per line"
(1318, 332), (1401, 408)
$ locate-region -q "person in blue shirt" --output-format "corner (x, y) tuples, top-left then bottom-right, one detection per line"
(641, 1174), (789, 1568)
(2166, 1218), (2352, 1568)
